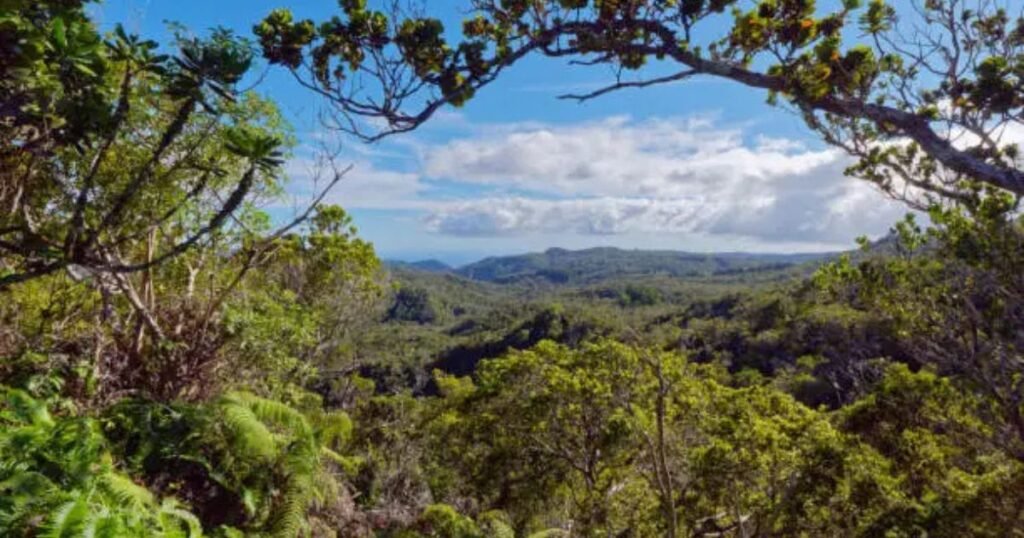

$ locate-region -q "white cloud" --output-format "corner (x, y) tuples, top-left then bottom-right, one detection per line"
(420, 116), (908, 244)
(424, 197), (705, 236)
(423, 116), (837, 197)
(285, 158), (426, 210)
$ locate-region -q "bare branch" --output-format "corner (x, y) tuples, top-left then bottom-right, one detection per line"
(558, 70), (698, 102)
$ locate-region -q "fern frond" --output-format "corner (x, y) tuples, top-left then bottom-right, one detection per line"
(158, 498), (203, 538)
(316, 411), (352, 448)
(319, 447), (362, 476)
(101, 472), (156, 512)
(229, 392), (312, 438)
(269, 479), (312, 538)
(80, 507), (118, 538)
(0, 469), (58, 498)
(218, 395), (276, 461)
(1, 388), (54, 428)
(41, 496), (89, 538)
(212, 526), (245, 538)
(526, 531), (571, 538)
(239, 488), (260, 518)
(309, 467), (340, 508)
(91, 518), (124, 538)
(282, 442), (319, 477)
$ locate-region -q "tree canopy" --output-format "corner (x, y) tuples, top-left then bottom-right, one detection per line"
(0, 0), (344, 288)
(2, 1), (1024, 536)
(256, 0), (1024, 206)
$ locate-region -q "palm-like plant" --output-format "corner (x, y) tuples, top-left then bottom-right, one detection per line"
(169, 28), (254, 107)
(224, 128), (285, 173)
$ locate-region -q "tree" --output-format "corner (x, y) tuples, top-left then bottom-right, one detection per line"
(817, 202), (1024, 464)
(257, 0), (1024, 206)
(839, 363), (1024, 536)
(388, 286), (440, 324)
(429, 340), (906, 536)
(0, 1), (344, 288)
(431, 340), (657, 535)
(228, 204), (384, 388)
(0, 2), (408, 536)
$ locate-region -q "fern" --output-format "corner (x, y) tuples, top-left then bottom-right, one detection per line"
(218, 393), (277, 461)
(2, 388), (54, 427)
(228, 391), (312, 438)
(0, 388), (206, 538)
(269, 478), (313, 538)
(209, 391), (350, 538)
(320, 446), (363, 477)
(41, 496), (90, 538)
(1, 388), (352, 537)
(0, 469), (57, 497)
(102, 472), (156, 512)
(158, 499), (203, 538)
(526, 531), (571, 538)
(81, 510), (124, 538)
(317, 411), (353, 448)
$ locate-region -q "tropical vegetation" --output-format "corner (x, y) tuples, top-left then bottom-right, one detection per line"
(2, 0), (1024, 536)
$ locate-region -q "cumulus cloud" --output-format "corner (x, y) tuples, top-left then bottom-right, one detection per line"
(420, 116), (908, 243)
(425, 197), (705, 236)
(286, 159), (425, 210)
(424, 116), (836, 198)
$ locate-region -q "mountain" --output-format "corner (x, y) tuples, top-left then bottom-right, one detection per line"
(385, 259), (453, 273)
(453, 247), (832, 285)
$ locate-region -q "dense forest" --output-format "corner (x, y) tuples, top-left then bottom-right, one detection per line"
(2, 0), (1024, 537)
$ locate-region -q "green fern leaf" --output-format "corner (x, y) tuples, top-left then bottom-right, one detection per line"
(0, 470), (57, 498)
(269, 481), (310, 538)
(80, 508), (120, 538)
(218, 395), (277, 461)
(231, 392), (312, 438)
(2, 389), (54, 428)
(41, 496), (89, 538)
(317, 411), (352, 448)
(526, 531), (570, 538)
(102, 472), (156, 512)
(320, 447), (362, 476)
(158, 499), (203, 538)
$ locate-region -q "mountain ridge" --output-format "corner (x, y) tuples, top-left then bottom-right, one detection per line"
(391, 246), (842, 285)
(384, 259), (453, 273)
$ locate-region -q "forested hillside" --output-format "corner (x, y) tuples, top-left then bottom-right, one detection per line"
(453, 247), (828, 284)
(3, 1), (1024, 537)
(385, 260), (453, 274)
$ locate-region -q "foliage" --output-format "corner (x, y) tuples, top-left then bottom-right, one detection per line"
(259, 0), (1024, 204)
(1, 0), (288, 287)
(387, 286), (439, 324)
(420, 340), (907, 536)
(817, 200), (1024, 463)
(455, 247), (821, 284)
(0, 388), (202, 537)
(5, 1), (1024, 537)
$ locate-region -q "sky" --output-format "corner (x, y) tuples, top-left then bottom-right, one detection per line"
(89, 0), (912, 265)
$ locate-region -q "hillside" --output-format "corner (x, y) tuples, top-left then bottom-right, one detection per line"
(453, 246), (831, 284)
(9, 1), (1024, 535)
(385, 259), (453, 272)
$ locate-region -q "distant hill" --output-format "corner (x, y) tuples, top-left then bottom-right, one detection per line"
(453, 247), (832, 285)
(385, 259), (452, 273)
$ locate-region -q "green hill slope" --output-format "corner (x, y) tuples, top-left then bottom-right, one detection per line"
(455, 246), (831, 284)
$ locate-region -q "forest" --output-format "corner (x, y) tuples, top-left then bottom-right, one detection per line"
(2, 0), (1024, 536)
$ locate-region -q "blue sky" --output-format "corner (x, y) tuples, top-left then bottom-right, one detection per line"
(91, 0), (909, 265)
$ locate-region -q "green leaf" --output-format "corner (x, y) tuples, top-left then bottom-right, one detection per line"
(73, 62), (98, 77)
(51, 18), (67, 49)
(41, 496), (89, 538)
